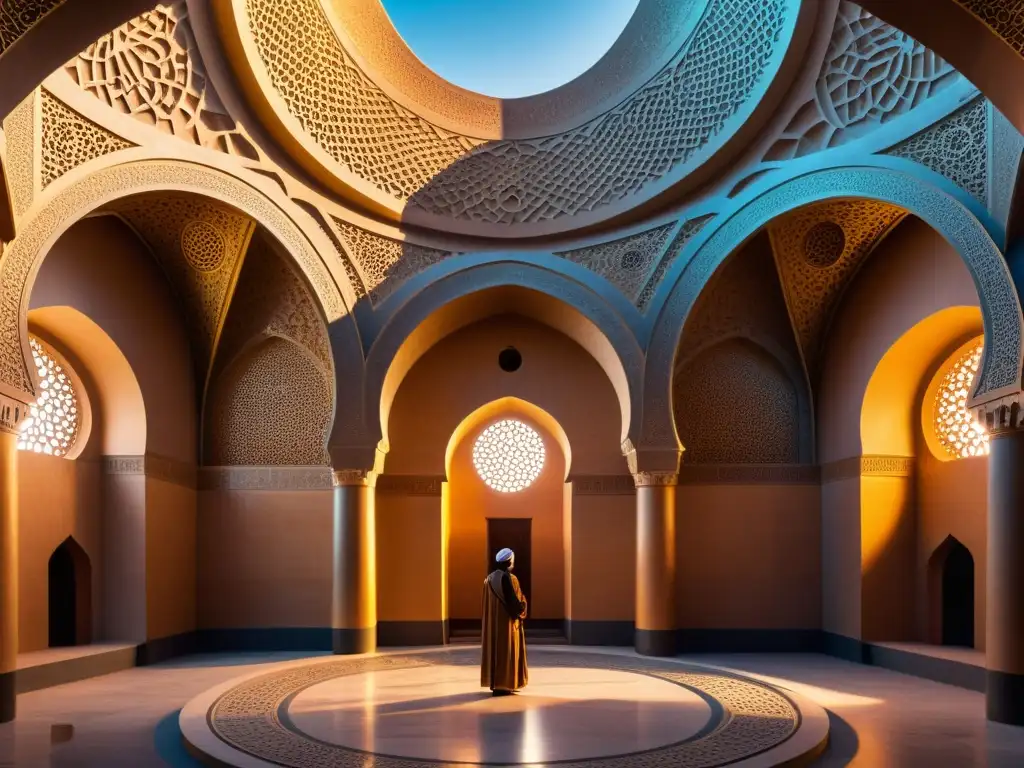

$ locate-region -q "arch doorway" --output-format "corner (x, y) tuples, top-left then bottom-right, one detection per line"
(928, 536), (974, 648)
(48, 537), (92, 648)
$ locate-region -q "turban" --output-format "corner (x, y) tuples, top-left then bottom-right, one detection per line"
(495, 548), (514, 563)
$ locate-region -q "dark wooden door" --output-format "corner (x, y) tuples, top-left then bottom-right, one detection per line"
(486, 518), (532, 614)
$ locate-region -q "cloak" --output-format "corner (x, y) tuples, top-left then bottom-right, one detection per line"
(480, 569), (529, 691)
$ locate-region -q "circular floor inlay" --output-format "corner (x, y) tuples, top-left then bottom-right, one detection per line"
(287, 665), (713, 763)
(180, 647), (830, 767)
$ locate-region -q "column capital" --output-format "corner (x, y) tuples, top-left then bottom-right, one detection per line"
(0, 392), (29, 437)
(331, 469), (378, 488)
(621, 439), (683, 477)
(975, 395), (1024, 437)
(632, 471), (678, 488)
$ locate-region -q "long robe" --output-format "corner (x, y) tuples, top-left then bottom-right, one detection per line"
(480, 568), (529, 691)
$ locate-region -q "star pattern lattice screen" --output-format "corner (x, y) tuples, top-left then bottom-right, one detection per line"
(18, 337), (81, 458)
(934, 340), (989, 460)
(472, 419), (546, 493)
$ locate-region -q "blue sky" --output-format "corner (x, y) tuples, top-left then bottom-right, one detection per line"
(380, 0), (640, 99)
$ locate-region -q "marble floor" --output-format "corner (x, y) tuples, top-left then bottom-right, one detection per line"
(0, 649), (1023, 766)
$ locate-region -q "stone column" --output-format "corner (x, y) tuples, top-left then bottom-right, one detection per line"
(331, 469), (377, 654)
(633, 471), (678, 657)
(0, 394), (27, 722)
(986, 420), (1024, 724)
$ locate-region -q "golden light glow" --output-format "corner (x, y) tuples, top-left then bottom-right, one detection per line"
(472, 419), (545, 493)
(18, 337), (81, 458)
(933, 341), (989, 460)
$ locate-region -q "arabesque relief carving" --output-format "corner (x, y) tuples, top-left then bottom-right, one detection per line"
(245, 0), (791, 226)
(953, 0), (1024, 57)
(767, 1), (958, 160)
(637, 216), (714, 313)
(66, 3), (256, 157)
(885, 95), (988, 204)
(768, 199), (907, 374)
(2, 92), (36, 218)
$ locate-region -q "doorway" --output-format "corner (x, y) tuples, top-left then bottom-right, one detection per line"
(48, 537), (91, 648)
(486, 518), (532, 615)
(940, 539), (974, 648)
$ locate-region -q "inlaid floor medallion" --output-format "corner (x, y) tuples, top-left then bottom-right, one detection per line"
(179, 647), (829, 767)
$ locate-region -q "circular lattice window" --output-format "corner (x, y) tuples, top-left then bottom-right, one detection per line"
(472, 419), (546, 493)
(18, 337), (81, 458)
(933, 341), (989, 459)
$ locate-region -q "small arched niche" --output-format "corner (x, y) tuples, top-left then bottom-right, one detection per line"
(444, 398), (570, 638)
(928, 535), (975, 648)
(48, 537), (92, 648)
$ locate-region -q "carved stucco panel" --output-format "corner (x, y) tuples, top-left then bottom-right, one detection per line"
(39, 89), (133, 189)
(643, 166), (1021, 449)
(0, 159), (345, 398)
(107, 192), (253, 374)
(333, 218), (452, 306)
(2, 91), (36, 219)
(885, 95), (989, 204)
(767, 1), (958, 160)
(556, 224), (676, 303)
(66, 2), (257, 158)
(637, 215), (715, 314)
(244, 0), (793, 226)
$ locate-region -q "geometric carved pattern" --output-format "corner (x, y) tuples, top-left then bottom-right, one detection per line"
(767, 2), (958, 160)
(39, 90), (133, 189)
(106, 193), (254, 376)
(674, 338), (800, 464)
(246, 0), (790, 226)
(333, 218), (451, 306)
(933, 339), (989, 459)
(215, 229), (333, 376)
(636, 216), (714, 313)
(200, 649), (803, 767)
(18, 337), (80, 458)
(885, 96), (989, 204)
(207, 336), (330, 466)
(0, 0), (64, 52)
(556, 224), (676, 302)
(769, 200), (906, 373)
(66, 3), (256, 157)
(3, 92), (36, 218)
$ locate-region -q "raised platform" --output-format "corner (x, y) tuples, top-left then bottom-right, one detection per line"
(180, 646), (829, 767)
(15, 643), (136, 693)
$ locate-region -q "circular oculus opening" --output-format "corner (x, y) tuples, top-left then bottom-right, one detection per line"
(379, 0), (641, 99)
(472, 419), (546, 493)
(498, 347), (523, 372)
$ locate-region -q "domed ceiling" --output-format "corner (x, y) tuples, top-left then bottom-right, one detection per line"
(213, 0), (806, 237)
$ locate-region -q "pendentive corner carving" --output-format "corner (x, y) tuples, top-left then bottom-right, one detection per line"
(39, 89), (133, 189)
(885, 96), (989, 204)
(637, 216), (715, 314)
(556, 224), (676, 304)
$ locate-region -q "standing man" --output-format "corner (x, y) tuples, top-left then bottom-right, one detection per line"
(480, 547), (529, 695)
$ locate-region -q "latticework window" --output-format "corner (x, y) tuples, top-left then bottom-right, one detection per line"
(472, 419), (546, 493)
(933, 341), (989, 460)
(18, 338), (81, 457)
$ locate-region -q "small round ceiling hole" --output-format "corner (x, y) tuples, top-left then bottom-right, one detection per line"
(498, 347), (523, 372)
